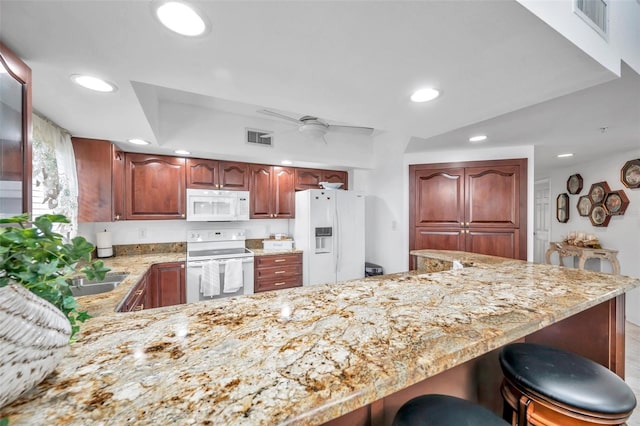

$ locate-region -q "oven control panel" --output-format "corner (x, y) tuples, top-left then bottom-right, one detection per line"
(187, 229), (246, 243)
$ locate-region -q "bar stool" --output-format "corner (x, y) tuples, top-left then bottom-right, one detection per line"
(393, 394), (510, 426)
(499, 343), (636, 425)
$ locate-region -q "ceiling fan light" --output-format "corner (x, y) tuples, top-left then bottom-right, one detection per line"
(411, 88), (440, 103)
(299, 123), (327, 137)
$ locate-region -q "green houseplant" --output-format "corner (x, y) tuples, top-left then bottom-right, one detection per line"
(0, 213), (109, 340)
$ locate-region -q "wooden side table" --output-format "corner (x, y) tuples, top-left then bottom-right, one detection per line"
(545, 242), (620, 275)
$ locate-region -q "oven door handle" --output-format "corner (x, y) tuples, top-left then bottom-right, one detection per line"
(187, 258), (254, 266)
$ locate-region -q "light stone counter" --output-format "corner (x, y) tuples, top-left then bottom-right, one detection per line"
(74, 252), (186, 317)
(250, 248), (304, 257)
(2, 251), (639, 425)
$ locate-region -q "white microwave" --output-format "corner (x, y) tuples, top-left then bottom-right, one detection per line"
(186, 189), (250, 221)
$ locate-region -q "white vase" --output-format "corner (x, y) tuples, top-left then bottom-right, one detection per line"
(0, 284), (71, 408)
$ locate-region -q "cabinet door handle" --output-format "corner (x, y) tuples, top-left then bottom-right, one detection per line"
(181, 264), (185, 269)
(465, 222), (469, 227)
(274, 259), (286, 263)
(460, 222), (464, 227)
(134, 304), (144, 311)
(135, 290), (143, 296)
(274, 282), (286, 286)
(465, 229), (469, 234)
(274, 271), (286, 274)
(181, 213), (186, 218)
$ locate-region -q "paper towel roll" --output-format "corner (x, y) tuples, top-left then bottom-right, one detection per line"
(96, 231), (113, 258)
(96, 231), (112, 249)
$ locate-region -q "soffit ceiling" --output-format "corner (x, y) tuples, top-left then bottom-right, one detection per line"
(0, 1), (637, 174)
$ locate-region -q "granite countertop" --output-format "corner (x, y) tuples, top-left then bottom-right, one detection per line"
(2, 252), (639, 425)
(251, 248), (304, 257)
(75, 253), (186, 317)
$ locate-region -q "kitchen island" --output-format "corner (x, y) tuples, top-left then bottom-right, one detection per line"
(1, 251), (638, 425)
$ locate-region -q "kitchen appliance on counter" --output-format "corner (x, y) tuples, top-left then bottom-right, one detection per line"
(186, 189), (250, 221)
(186, 228), (254, 303)
(294, 189), (365, 286)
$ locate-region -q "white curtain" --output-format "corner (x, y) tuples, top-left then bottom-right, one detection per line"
(32, 113), (79, 239)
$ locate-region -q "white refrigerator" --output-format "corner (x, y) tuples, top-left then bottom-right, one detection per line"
(294, 189), (365, 286)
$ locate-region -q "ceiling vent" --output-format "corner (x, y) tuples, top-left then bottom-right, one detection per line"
(246, 128), (273, 147)
(574, 0), (608, 40)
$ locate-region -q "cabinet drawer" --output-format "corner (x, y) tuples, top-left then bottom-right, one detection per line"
(256, 263), (302, 280)
(255, 253), (302, 268)
(255, 275), (302, 293)
(120, 278), (147, 312)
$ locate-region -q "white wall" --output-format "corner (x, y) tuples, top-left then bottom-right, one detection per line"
(547, 147), (640, 325)
(518, 0), (640, 75)
(354, 131), (410, 274)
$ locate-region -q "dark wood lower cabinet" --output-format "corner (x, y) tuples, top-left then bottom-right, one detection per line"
(119, 270), (150, 312)
(119, 262), (185, 312)
(150, 261), (186, 308)
(254, 253), (302, 292)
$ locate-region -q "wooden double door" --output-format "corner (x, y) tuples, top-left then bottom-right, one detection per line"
(409, 159), (527, 262)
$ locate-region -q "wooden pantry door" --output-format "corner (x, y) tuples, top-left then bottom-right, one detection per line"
(409, 159), (527, 267)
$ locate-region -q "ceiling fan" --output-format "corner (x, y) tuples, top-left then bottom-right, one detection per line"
(258, 109), (374, 142)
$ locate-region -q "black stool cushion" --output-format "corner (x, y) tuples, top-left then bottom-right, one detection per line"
(393, 394), (509, 426)
(500, 343), (637, 415)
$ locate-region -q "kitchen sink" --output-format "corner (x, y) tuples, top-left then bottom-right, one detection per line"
(69, 272), (129, 297)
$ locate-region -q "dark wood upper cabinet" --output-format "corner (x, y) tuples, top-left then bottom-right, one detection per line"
(249, 164), (295, 219)
(273, 166), (295, 218)
(0, 42), (32, 217)
(186, 158), (248, 191)
(294, 168), (348, 190)
(72, 138), (126, 222)
(124, 153), (186, 220)
(410, 159), (527, 262)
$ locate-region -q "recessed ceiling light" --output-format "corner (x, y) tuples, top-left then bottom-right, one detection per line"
(70, 74), (117, 92)
(469, 135), (487, 143)
(557, 153), (574, 158)
(174, 149), (191, 155)
(281, 160), (293, 166)
(154, 1), (208, 37)
(127, 138), (150, 145)
(410, 88), (440, 103)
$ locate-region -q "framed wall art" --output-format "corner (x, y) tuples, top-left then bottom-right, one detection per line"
(621, 159), (640, 189)
(566, 173), (583, 194)
(588, 181), (611, 204)
(589, 204), (610, 227)
(556, 193), (569, 223)
(577, 195), (592, 217)
(604, 190), (629, 216)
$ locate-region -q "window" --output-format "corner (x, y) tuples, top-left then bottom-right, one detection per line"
(31, 114), (78, 238)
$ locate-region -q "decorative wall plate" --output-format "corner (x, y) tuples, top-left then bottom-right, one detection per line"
(621, 159), (640, 189)
(604, 190), (629, 216)
(577, 195), (592, 217)
(566, 174), (583, 194)
(588, 181), (611, 204)
(589, 204), (610, 227)
(556, 193), (569, 223)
